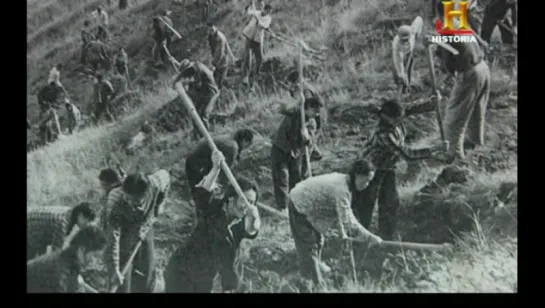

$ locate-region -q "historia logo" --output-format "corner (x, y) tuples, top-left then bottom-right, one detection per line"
(430, 1), (477, 43)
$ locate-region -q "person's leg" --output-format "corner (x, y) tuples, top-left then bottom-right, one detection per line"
(287, 155), (303, 190)
(271, 145), (291, 210)
(251, 41), (263, 77)
(442, 70), (481, 160)
(480, 12), (497, 44)
(131, 228), (157, 293)
(465, 62), (491, 149)
(242, 38), (252, 80)
(377, 170), (400, 240)
(288, 200), (324, 286)
(498, 18), (514, 45)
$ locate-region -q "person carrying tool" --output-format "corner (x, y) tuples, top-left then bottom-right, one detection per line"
(288, 159), (382, 287)
(165, 150), (261, 293)
(207, 21), (236, 89)
(151, 17), (174, 65)
(172, 59), (219, 138)
(241, 0), (273, 85)
(271, 95), (323, 212)
(27, 203), (97, 261)
(391, 17), (422, 94)
(113, 47), (130, 87)
(65, 101), (82, 134)
(97, 167), (125, 290)
(185, 128), (255, 220)
(81, 20), (96, 64)
(357, 99), (448, 240)
(37, 102), (63, 145)
(107, 170), (170, 293)
(161, 10), (175, 51)
(481, 0), (517, 46)
(93, 5), (109, 42)
(27, 225), (106, 293)
(92, 74), (116, 124)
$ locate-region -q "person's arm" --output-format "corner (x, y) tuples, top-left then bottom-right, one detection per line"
(196, 149), (225, 191)
(107, 191), (123, 275)
(378, 130), (434, 161)
(510, 2), (517, 27)
(103, 12), (109, 26)
(335, 193), (375, 241)
(77, 275), (100, 293)
(213, 36), (226, 66)
(105, 81), (116, 99)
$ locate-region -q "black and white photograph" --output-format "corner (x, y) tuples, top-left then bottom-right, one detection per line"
(26, 0), (518, 293)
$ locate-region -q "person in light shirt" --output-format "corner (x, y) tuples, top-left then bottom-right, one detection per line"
(241, 0), (272, 84)
(391, 16), (422, 94)
(92, 5), (109, 41)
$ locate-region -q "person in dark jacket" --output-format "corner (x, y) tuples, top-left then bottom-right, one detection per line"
(185, 128), (255, 220)
(271, 96), (323, 211)
(92, 74), (116, 124)
(356, 99), (448, 240)
(161, 10), (174, 51)
(27, 225), (106, 293)
(172, 59), (220, 139)
(152, 17), (172, 64)
(165, 150), (260, 293)
(481, 0), (517, 45)
(81, 20), (96, 64)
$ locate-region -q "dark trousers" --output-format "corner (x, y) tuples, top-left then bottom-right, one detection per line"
(153, 40), (170, 63)
(271, 145), (303, 210)
(115, 61), (127, 76)
(97, 26), (109, 42)
(353, 169), (400, 240)
(192, 92), (218, 139)
(214, 66), (228, 89)
(402, 55), (414, 93)
(117, 228), (156, 293)
(242, 38), (263, 78)
(288, 200), (324, 286)
(481, 14), (514, 45)
(119, 0), (128, 9)
(94, 101), (114, 124)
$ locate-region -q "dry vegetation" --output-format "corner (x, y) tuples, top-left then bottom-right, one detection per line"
(27, 0), (517, 292)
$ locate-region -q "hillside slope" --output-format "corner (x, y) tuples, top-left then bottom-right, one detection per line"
(27, 0), (517, 292)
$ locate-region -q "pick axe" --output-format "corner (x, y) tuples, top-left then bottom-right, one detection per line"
(350, 238), (453, 252)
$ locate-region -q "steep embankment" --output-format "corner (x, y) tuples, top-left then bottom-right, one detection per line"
(27, 0), (517, 292)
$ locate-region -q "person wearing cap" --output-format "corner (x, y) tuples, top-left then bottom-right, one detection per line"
(27, 225), (106, 293)
(241, 0), (273, 84)
(481, 0), (517, 46)
(270, 95), (323, 212)
(92, 74), (116, 124)
(207, 22), (236, 88)
(165, 151), (261, 293)
(172, 59), (219, 138)
(288, 159), (382, 287)
(357, 99), (448, 240)
(93, 6), (109, 42)
(65, 100), (82, 134)
(433, 8), (491, 162)
(391, 16), (422, 94)
(106, 170), (170, 293)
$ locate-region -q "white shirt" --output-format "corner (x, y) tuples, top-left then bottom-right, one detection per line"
(242, 5), (272, 43)
(92, 10), (109, 27)
(48, 67), (60, 85)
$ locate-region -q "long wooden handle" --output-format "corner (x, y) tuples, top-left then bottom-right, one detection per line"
(159, 17), (182, 39)
(426, 45), (446, 142)
(350, 237), (452, 251)
(109, 240), (143, 293)
(298, 45), (312, 178)
(174, 83), (286, 219)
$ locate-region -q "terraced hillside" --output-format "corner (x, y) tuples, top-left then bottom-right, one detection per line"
(27, 0), (517, 292)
